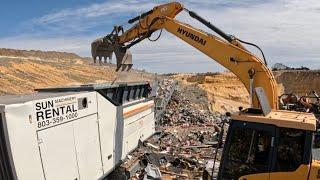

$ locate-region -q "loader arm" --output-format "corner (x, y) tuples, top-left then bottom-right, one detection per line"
(92, 2), (278, 109)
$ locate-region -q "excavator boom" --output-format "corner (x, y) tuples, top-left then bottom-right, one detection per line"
(91, 2), (277, 109)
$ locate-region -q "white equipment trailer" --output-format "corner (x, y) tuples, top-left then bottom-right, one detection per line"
(0, 82), (156, 180)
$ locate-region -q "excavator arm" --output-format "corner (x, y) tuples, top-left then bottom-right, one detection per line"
(91, 2), (278, 109)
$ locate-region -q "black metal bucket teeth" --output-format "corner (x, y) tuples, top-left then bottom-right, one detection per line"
(91, 37), (132, 71)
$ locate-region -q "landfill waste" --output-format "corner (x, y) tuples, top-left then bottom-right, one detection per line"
(155, 79), (178, 122)
(108, 79), (228, 179)
(160, 89), (223, 127)
(144, 164), (162, 180)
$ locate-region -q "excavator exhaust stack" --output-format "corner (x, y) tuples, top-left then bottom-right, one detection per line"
(91, 37), (132, 71)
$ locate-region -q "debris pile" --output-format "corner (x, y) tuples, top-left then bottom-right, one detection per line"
(161, 90), (223, 127)
(109, 80), (226, 179)
(279, 91), (320, 121)
(155, 79), (178, 121)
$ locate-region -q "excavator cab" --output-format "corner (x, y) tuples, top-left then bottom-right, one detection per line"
(218, 108), (319, 180)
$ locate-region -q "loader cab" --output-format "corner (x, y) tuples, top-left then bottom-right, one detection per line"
(218, 109), (316, 180)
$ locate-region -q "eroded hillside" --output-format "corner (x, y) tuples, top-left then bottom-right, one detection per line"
(0, 48), (155, 95)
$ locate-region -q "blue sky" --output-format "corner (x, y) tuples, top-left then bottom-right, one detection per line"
(0, 0), (319, 73)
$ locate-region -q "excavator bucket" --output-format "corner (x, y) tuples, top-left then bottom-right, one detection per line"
(91, 38), (113, 64)
(91, 38), (133, 71)
(114, 47), (132, 71)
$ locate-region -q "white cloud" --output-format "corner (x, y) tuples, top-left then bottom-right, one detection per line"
(1, 0), (320, 73)
(34, 0), (157, 24)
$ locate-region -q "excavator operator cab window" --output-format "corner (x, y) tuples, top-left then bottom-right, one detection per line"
(219, 121), (274, 179)
(219, 120), (312, 180)
(275, 128), (306, 172)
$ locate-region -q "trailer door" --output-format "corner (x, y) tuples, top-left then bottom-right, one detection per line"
(38, 123), (79, 180)
(73, 114), (103, 179)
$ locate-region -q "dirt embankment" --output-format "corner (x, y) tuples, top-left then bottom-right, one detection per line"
(274, 70), (320, 96)
(171, 72), (249, 113)
(0, 48), (155, 95)
(171, 70), (320, 113)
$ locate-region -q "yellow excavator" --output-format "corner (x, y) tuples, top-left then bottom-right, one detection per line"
(91, 2), (320, 179)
